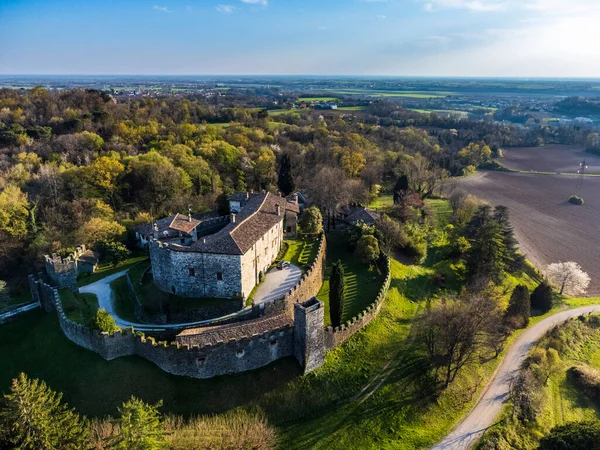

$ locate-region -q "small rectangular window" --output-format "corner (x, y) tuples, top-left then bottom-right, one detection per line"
(216, 272), (223, 281)
(188, 268), (195, 276)
(265, 247), (268, 256)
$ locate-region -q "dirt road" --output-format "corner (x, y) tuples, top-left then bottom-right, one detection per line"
(431, 305), (600, 450)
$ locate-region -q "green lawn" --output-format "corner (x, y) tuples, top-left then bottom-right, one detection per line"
(369, 194), (394, 209)
(282, 238), (320, 271)
(317, 231), (385, 327)
(336, 106), (367, 111)
(77, 250), (147, 287)
(58, 290), (99, 326)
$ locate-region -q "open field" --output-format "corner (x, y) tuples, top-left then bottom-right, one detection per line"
(297, 97), (338, 102)
(456, 171), (600, 294)
(502, 144), (600, 174)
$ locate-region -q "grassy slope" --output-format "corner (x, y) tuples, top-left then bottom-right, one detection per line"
(59, 290), (99, 326)
(476, 319), (600, 449)
(77, 251), (147, 287)
(282, 238), (319, 271)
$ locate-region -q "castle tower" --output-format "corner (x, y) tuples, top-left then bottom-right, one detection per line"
(294, 297), (325, 374)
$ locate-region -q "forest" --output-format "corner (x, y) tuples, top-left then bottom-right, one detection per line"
(0, 87), (593, 296)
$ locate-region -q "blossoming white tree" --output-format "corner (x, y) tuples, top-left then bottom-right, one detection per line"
(545, 262), (591, 296)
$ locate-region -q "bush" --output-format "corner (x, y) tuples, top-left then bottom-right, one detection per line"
(539, 421), (600, 450)
(568, 365), (600, 404)
(569, 195), (584, 205)
(299, 206), (323, 235)
(94, 309), (119, 334)
(531, 281), (553, 313)
(354, 235), (380, 264)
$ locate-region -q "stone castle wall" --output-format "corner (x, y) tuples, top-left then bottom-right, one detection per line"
(150, 241), (243, 298)
(261, 234), (327, 317)
(324, 256), (391, 349)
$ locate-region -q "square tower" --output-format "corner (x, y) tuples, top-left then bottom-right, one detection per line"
(293, 297), (325, 374)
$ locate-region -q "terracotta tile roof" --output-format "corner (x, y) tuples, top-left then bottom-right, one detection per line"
(176, 313), (292, 346)
(169, 213), (202, 235)
(170, 192), (287, 255)
(135, 211), (217, 239)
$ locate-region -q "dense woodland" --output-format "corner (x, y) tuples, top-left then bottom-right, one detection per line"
(0, 87), (595, 293)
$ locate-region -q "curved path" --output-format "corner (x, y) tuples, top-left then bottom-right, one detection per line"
(432, 304), (600, 450)
(79, 265), (302, 332)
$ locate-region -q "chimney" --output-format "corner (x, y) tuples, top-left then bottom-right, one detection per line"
(276, 204), (281, 216)
(291, 193), (298, 205)
(231, 212), (237, 223)
(246, 192), (249, 199)
(153, 222), (159, 240)
(203, 238), (207, 244)
(188, 206), (192, 222)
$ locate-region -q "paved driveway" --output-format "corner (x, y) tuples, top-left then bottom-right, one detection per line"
(431, 304), (600, 450)
(79, 270), (251, 331)
(253, 264), (303, 304)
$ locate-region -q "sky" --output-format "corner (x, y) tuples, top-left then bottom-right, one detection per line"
(1, 0), (600, 77)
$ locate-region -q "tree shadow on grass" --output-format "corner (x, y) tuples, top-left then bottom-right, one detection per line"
(390, 275), (440, 303)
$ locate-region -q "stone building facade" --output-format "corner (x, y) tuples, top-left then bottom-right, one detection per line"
(148, 192), (293, 299)
(44, 245), (99, 290)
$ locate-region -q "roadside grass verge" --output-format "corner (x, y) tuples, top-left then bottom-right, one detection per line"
(58, 290), (99, 326)
(476, 315), (600, 450)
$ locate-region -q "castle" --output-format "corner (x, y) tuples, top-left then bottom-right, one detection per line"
(136, 192), (300, 299)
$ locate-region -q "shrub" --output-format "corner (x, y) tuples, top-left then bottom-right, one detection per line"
(569, 195), (584, 205)
(299, 206), (323, 235)
(354, 235), (380, 265)
(531, 281), (553, 313)
(94, 309), (119, 334)
(539, 421), (600, 450)
(568, 365), (600, 404)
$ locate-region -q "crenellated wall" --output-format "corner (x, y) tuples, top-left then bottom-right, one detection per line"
(324, 256), (391, 349)
(29, 234), (392, 381)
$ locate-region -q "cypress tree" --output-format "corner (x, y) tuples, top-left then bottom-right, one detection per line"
(464, 204), (493, 239)
(531, 281), (554, 313)
(393, 173), (409, 205)
(465, 219), (507, 284)
(329, 260), (345, 327)
(493, 205), (525, 273)
(277, 154), (295, 197)
(505, 284), (530, 329)
(0, 373), (89, 450)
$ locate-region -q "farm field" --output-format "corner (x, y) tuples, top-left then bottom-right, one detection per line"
(502, 144), (600, 174)
(456, 170), (600, 294)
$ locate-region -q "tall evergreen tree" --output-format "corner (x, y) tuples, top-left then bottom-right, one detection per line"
(113, 396), (165, 450)
(393, 173), (409, 205)
(493, 205), (525, 273)
(464, 204), (493, 239)
(329, 260), (345, 327)
(0, 373), (89, 450)
(465, 219), (507, 284)
(277, 154), (295, 197)
(504, 284), (530, 329)
(531, 281), (554, 313)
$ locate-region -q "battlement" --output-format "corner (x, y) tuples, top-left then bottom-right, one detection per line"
(44, 245), (94, 289)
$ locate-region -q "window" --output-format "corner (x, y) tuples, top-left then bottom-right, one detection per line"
(265, 247), (268, 256)
(188, 268), (195, 276)
(216, 272), (223, 281)
(287, 226), (292, 233)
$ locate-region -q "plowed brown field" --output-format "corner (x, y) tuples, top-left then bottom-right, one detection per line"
(457, 146), (600, 294)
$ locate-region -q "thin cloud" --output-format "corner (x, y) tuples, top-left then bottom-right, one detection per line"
(318, 26), (330, 30)
(376, 14), (388, 19)
(216, 4), (235, 13)
(240, 0), (268, 5)
(153, 5), (172, 13)
(423, 0), (507, 12)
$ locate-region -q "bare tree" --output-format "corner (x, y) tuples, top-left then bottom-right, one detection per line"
(375, 214), (407, 256)
(306, 166), (352, 232)
(545, 262), (591, 296)
(416, 293), (501, 388)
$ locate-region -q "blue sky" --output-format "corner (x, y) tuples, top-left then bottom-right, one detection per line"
(1, 0), (600, 76)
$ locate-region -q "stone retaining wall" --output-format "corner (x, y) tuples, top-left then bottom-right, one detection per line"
(324, 256), (391, 350)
